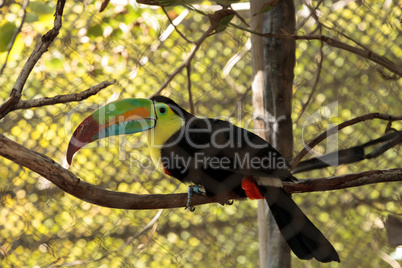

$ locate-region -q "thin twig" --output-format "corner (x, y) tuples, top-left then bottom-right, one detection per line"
(231, 8), (249, 27)
(290, 113), (402, 169)
(303, 0), (322, 35)
(149, 38), (204, 98)
(295, 32), (324, 124)
(283, 34), (401, 77)
(56, 209), (163, 266)
(321, 23), (372, 52)
(150, 10), (233, 98)
(150, 28), (212, 98)
(162, 7), (193, 44)
(296, 0), (323, 31)
(0, 0), (67, 120)
(350, 192), (394, 214)
(11, 80), (116, 111)
(186, 65), (195, 114)
(92, 209), (162, 262)
(0, 0), (30, 75)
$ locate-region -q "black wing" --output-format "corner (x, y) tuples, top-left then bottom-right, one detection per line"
(161, 117), (294, 195)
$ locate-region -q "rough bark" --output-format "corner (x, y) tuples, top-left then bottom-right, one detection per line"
(1, 133), (401, 210)
(263, 0), (296, 267)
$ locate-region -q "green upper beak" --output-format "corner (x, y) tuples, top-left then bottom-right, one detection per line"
(66, 98), (156, 165)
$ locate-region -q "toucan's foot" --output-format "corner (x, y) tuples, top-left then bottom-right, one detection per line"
(185, 185), (206, 212)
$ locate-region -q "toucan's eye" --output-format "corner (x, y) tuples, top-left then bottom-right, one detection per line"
(159, 106), (167, 115)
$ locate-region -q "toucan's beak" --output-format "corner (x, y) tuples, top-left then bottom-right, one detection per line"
(66, 98), (156, 165)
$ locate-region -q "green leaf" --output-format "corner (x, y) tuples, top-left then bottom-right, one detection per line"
(255, 0), (279, 15)
(0, 22), (17, 52)
(45, 57), (64, 69)
(28, 1), (54, 15)
(88, 24), (103, 38)
(216, 13), (235, 33)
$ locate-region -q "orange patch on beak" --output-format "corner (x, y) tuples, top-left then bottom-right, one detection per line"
(102, 107), (152, 130)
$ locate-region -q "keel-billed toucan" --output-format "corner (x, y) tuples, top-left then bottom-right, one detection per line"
(66, 96), (340, 263)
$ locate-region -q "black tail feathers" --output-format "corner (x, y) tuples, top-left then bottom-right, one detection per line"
(262, 186), (340, 263)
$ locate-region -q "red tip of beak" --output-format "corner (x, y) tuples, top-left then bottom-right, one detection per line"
(66, 139), (82, 165)
(66, 116), (100, 165)
(66, 135), (91, 165)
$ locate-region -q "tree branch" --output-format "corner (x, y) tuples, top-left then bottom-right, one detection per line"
(296, 0), (323, 31)
(229, 23), (402, 78)
(283, 169), (402, 193)
(162, 7), (194, 44)
(11, 79), (116, 111)
(0, 0), (66, 120)
(136, 0), (161, 5)
(290, 113), (402, 169)
(186, 65), (195, 114)
(270, 34), (402, 77)
(295, 30), (324, 124)
(149, 25), (212, 98)
(0, 133), (228, 209)
(1, 134), (401, 210)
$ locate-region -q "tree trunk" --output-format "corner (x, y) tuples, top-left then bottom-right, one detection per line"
(250, 0), (269, 267)
(251, 0), (296, 267)
(264, 0), (296, 267)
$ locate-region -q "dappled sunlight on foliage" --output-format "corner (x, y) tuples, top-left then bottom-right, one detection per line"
(0, 0), (401, 267)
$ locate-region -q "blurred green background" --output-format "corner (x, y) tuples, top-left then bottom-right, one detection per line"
(0, 0), (401, 267)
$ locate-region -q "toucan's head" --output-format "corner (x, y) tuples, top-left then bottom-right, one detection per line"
(66, 96), (189, 165)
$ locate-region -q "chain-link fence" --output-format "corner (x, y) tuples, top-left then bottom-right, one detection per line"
(0, 0), (401, 267)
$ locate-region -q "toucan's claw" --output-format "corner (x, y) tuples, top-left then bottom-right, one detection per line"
(185, 185), (206, 212)
(225, 200), (234, 206)
(185, 205), (195, 212)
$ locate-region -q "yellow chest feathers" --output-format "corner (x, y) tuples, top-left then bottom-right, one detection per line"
(147, 112), (184, 169)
